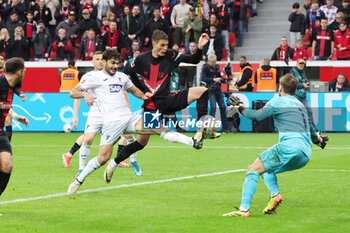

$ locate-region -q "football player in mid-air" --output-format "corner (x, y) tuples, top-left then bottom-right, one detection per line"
(223, 74), (328, 217)
(0, 58), (29, 213)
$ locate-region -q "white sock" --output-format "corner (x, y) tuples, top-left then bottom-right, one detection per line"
(109, 158), (118, 168)
(160, 131), (194, 146)
(127, 136), (137, 163)
(79, 144), (91, 171)
(76, 157), (100, 182)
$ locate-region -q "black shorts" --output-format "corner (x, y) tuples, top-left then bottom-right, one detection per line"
(156, 89), (189, 114)
(0, 133), (11, 153)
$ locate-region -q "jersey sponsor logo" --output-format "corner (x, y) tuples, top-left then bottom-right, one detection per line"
(109, 84), (123, 93)
(260, 72), (273, 80)
(316, 35), (331, 40)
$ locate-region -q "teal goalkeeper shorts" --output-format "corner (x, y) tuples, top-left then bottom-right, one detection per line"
(258, 140), (310, 174)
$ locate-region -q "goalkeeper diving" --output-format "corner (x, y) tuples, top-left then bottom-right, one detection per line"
(223, 73), (328, 217)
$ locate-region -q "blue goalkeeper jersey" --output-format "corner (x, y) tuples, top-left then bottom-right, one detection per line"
(244, 95), (315, 158)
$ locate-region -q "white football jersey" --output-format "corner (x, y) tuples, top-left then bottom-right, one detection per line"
(78, 70), (134, 123)
(79, 70), (102, 119)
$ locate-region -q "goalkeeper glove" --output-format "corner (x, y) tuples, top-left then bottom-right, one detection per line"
(312, 131), (329, 149)
(227, 96), (245, 114)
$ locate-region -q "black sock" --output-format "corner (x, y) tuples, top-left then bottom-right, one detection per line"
(69, 142), (81, 155)
(5, 126), (12, 142)
(0, 171), (11, 196)
(196, 90), (209, 120)
(116, 145), (125, 158)
(114, 141), (144, 164)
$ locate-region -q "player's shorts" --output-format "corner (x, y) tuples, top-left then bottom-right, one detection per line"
(0, 133), (12, 153)
(156, 89), (189, 114)
(100, 113), (141, 146)
(259, 139), (310, 174)
(84, 114), (103, 133)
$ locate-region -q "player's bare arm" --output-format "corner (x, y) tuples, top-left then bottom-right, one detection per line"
(9, 108), (29, 127)
(73, 99), (81, 129)
(128, 86), (153, 100)
(70, 86), (96, 106)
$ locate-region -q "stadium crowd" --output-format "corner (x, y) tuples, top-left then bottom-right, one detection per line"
(273, 0), (350, 61)
(0, 0), (261, 61)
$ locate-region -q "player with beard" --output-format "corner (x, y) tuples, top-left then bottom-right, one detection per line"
(0, 58), (29, 212)
(0, 54), (26, 142)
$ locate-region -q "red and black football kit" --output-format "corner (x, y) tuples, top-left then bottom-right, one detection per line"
(129, 48), (202, 114)
(0, 76), (14, 153)
(313, 28), (334, 57)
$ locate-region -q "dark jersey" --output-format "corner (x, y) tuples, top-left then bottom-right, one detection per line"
(313, 28), (334, 57)
(129, 48), (202, 110)
(0, 76), (14, 132)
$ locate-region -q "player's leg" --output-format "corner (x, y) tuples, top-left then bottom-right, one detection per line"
(4, 114), (12, 142)
(0, 151), (12, 197)
(223, 157), (266, 217)
(188, 87), (208, 120)
(116, 136), (131, 168)
(62, 134), (85, 168)
(78, 132), (96, 173)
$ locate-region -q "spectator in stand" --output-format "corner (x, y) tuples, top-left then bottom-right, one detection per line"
(320, 0), (338, 24)
(3, 0), (26, 22)
(334, 21), (350, 59)
(300, 0), (312, 18)
(183, 7), (203, 53)
(54, 0), (74, 23)
(107, 11), (116, 22)
(124, 5), (144, 50)
(78, 9), (101, 38)
(203, 14), (218, 34)
(23, 11), (37, 50)
(201, 54), (229, 132)
(203, 24), (224, 61)
(78, 29), (102, 60)
(329, 11), (345, 32)
(214, 0), (230, 57)
(254, 58), (278, 92)
(6, 11), (22, 37)
(171, 0), (191, 46)
(120, 5), (131, 37)
(32, 20), (52, 60)
(80, 0), (98, 20)
(124, 39), (140, 60)
(33, 0), (53, 28)
(0, 15), (4, 30)
(338, 0), (350, 24)
(56, 10), (79, 58)
(289, 2), (305, 47)
(185, 41), (198, 87)
(0, 28), (11, 58)
(101, 16), (110, 35)
(45, 0), (60, 40)
(305, 0), (326, 44)
(293, 39), (308, 60)
(139, 0), (155, 23)
(159, 0), (173, 28)
(93, 0), (115, 28)
(228, 0), (250, 47)
(329, 73), (350, 91)
(312, 18), (334, 60)
(102, 21), (122, 51)
(236, 56), (254, 92)
(52, 28), (73, 60)
(193, 0), (213, 24)
(271, 36), (294, 61)
(8, 26), (29, 60)
(144, 8), (169, 48)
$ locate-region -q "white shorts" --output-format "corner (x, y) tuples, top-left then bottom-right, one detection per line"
(100, 113), (141, 146)
(85, 114), (103, 133)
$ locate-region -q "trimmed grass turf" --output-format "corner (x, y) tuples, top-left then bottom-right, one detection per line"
(0, 133), (349, 233)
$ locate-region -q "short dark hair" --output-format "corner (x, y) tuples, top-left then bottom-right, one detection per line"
(340, 21), (348, 26)
(280, 73), (299, 95)
(94, 51), (103, 56)
(68, 60), (75, 67)
(292, 2), (300, 8)
(239, 56), (247, 60)
(337, 73), (346, 78)
(152, 30), (168, 43)
(102, 49), (121, 61)
(5, 57), (24, 74)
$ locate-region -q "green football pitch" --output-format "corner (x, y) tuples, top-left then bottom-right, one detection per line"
(0, 132), (349, 233)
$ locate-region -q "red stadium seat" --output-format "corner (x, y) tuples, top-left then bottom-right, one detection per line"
(222, 48), (228, 61)
(307, 47), (313, 60)
(229, 32), (236, 47)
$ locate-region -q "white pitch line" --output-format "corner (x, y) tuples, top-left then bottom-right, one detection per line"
(11, 145), (350, 150)
(0, 169), (246, 205)
(0, 168), (349, 206)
